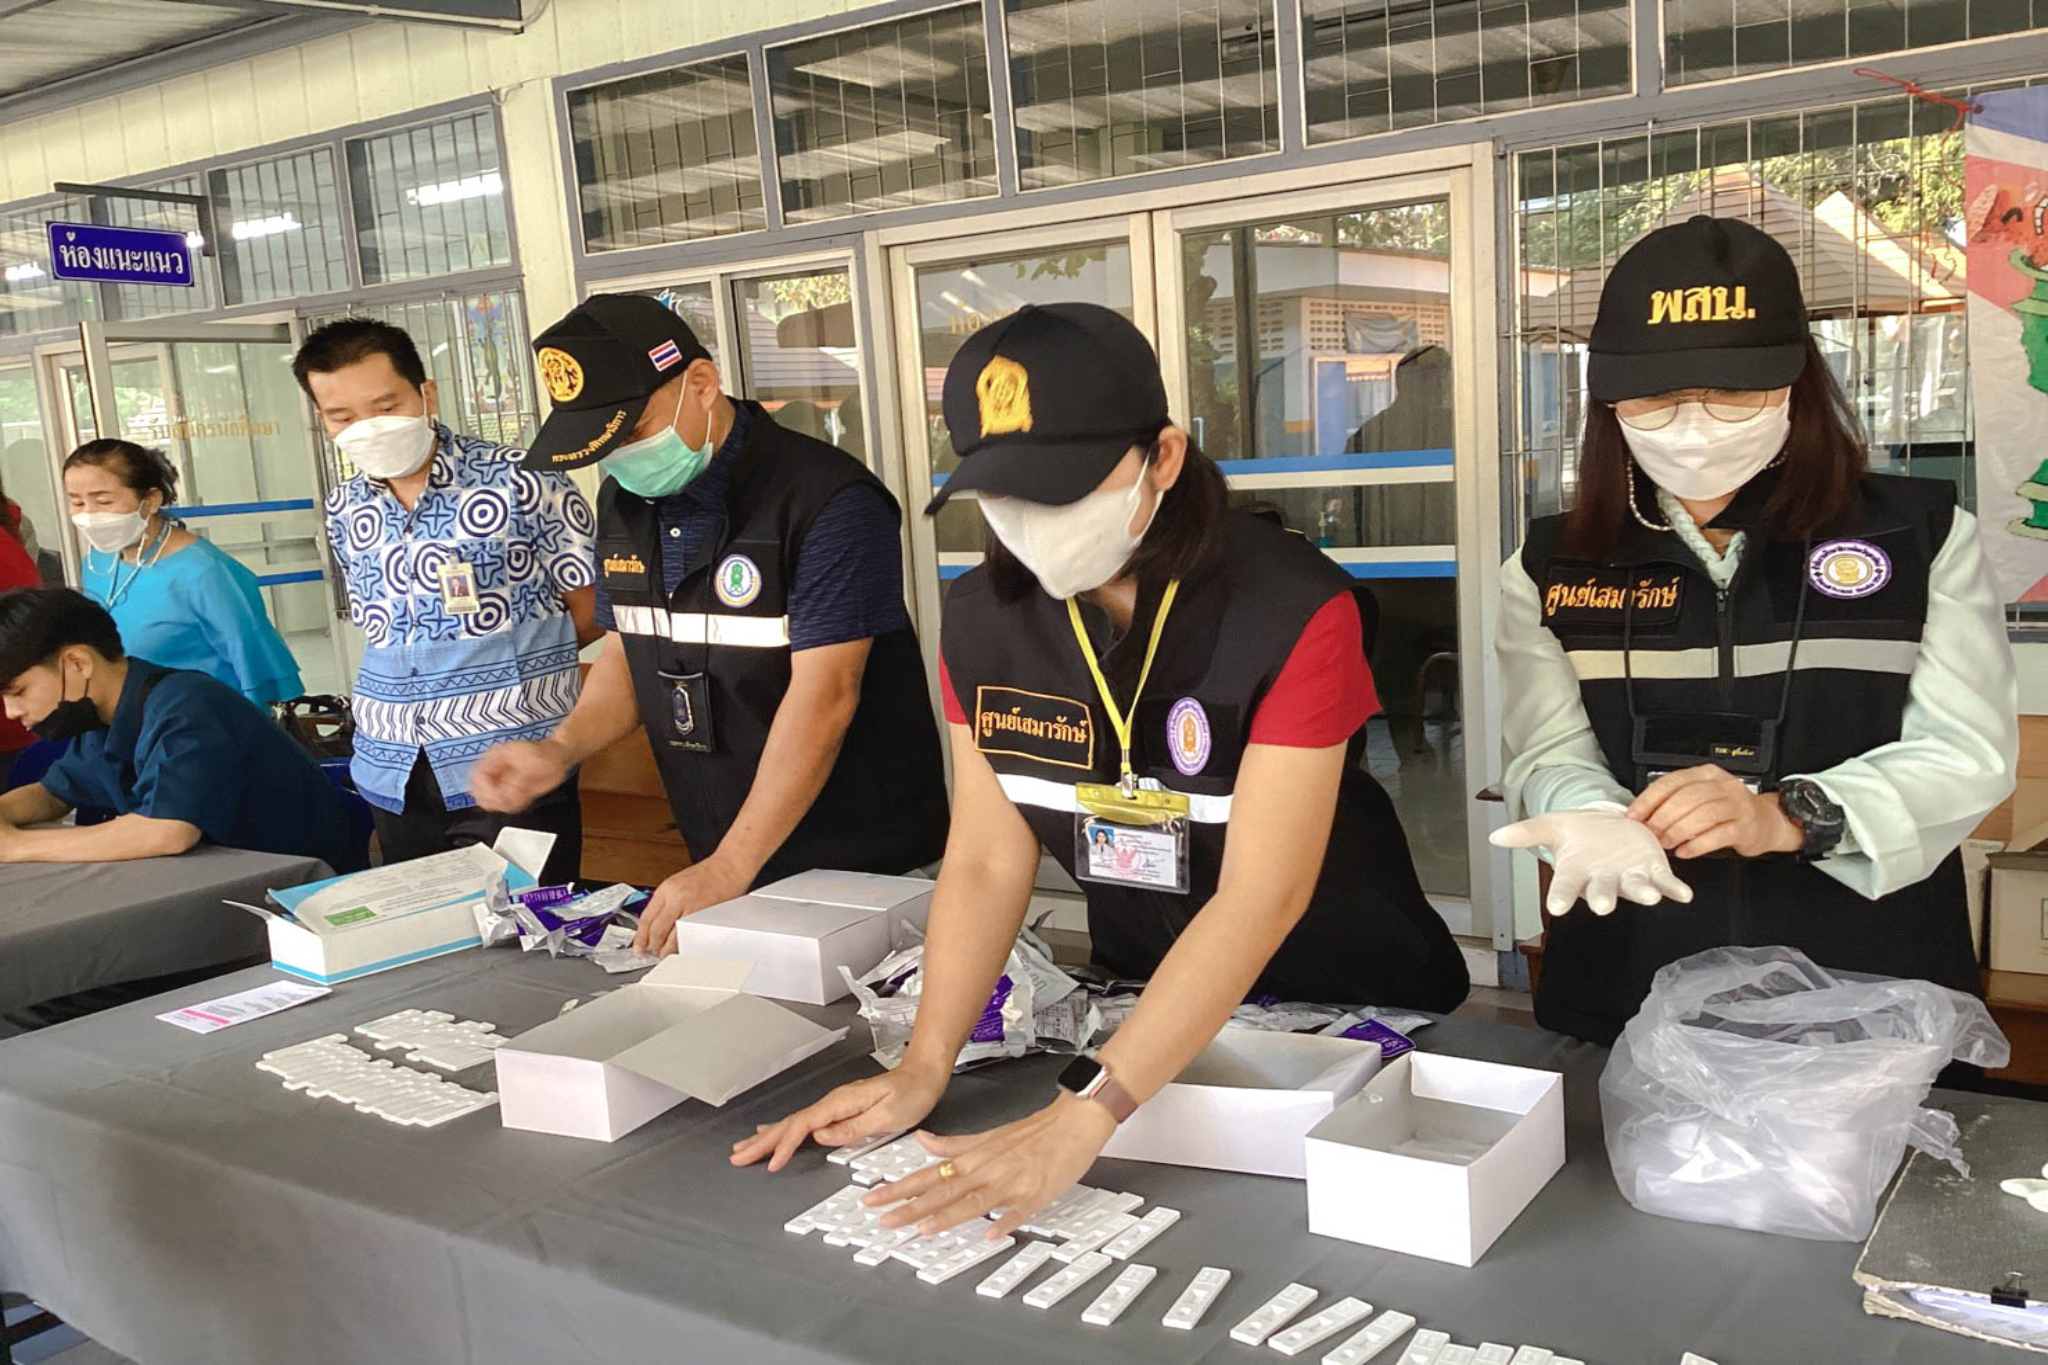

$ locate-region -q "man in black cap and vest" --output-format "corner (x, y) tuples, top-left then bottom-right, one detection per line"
(470, 294), (948, 953)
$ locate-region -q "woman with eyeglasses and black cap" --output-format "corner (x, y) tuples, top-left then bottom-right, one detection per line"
(734, 302), (1467, 1236)
(1492, 215), (2019, 1046)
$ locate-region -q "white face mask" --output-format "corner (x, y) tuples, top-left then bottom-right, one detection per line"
(978, 459), (1161, 600)
(71, 509), (149, 555)
(1621, 398), (1791, 502)
(335, 412), (436, 480)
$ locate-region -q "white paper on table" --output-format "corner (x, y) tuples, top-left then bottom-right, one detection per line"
(157, 979), (331, 1034)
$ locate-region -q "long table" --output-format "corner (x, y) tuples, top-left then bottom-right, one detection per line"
(0, 848), (330, 1018)
(0, 946), (2023, 1365)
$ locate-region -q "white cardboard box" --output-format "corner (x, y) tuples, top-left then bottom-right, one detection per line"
(263, 843), (537, 986)
(1304, 1052), (1565, 1267)
(672, 870), (934, 1006)
(1987, 848), (2048, 975)
(494, 957), (847, 1142)
(1098, 1029), (1383, 1179)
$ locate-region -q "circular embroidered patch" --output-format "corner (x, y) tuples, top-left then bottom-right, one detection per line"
(1807, 539), (1891, 600)
(1167, 697), (1212, 777)
(714, 553), (763, 608)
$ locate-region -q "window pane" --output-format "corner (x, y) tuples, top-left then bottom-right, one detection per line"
(732, 270), (866, 460)
(1180, 201), (1465, 895)
(0, 199), (98, 338)
(1303, 0), (1631, 141)
(1511, 99), (1973, 532)
(97, 176), (215, 321)
(1668, 0), (2048, 83)
(347, 110), (511, 285)
(770, 5), (997, 222)
(208, 148), (350, 306)
(1006, 0), (1281, 189)
(0, 364), (66, 582)
(569, 54), (766, 252)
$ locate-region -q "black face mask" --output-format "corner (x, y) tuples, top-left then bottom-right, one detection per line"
(29, 669), (103, 743)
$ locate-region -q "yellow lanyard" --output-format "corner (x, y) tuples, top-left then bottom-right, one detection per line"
(1066, 578), (1180, 797)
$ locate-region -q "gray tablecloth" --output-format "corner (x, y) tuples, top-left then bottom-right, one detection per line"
(0, 947), (2025, 1365)
(0, 848), (331, 1015)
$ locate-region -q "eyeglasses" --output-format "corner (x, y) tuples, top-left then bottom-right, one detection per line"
(1611, 389), (1778, 431)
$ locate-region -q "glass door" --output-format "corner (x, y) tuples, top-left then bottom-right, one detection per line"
(66, 320), (347, 695)
(1154, 171), (1501, 934)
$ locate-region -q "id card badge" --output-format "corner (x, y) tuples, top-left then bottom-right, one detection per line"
(437, 560), (481, 614)
(657, 669), (715, 753)
(1072, 783), (1191, 893)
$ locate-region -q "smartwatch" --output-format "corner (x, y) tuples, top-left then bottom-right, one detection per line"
(1057, 1055), (1139, 1123)
(1777, 777), (1846, 861)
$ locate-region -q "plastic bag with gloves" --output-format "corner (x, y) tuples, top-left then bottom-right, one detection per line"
(1490, 809), (1693, 915)
(1601, 945), (2010, 1241)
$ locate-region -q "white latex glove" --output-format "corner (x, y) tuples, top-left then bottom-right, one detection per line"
(1490, 810), (1695, 917)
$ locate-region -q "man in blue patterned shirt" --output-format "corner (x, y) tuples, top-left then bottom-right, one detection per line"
(297, 319), (598, 884)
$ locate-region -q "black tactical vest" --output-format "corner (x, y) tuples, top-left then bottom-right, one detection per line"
(1516, 471), (1976, 1044)
(595, 403), (948, 883)
(942, 512), (1469, 1011)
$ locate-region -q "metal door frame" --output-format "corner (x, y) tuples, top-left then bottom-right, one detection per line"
(1145, 155), (1507, 945)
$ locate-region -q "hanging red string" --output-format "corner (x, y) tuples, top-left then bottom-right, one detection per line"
(1854, 67), (1983, 131)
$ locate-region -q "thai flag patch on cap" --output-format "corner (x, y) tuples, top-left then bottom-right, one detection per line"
(648, 339), (683, 371)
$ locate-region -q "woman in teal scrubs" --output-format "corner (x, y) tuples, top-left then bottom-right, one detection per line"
(65, 441), (303, 706)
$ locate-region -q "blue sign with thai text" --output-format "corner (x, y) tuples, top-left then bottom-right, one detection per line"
(44, 221), (195, 288)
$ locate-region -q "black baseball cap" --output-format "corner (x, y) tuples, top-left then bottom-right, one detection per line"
(522, 294), (714, 471)
(1587, 215), (1809, 402)
(925, 303), (1170, 513)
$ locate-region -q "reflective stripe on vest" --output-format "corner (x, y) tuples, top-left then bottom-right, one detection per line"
(1564, 636), (1920, 683)
(613, 603), (792, 649)
(994, 771), (1235, 825)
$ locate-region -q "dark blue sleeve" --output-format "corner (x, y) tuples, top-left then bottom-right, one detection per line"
(37, 743), (106, 814)
(787, 484), (910, 651)
(130, 678), (247, 839)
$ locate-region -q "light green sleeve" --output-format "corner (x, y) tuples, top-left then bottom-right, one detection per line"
(1498, 549), (1636, 820)
(1789, 509), (2019, 900)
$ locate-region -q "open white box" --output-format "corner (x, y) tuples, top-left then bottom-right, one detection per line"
(1099, 1029), (1383, 1179)
(1304, 1052), (1565, 1267)
(670, 870), (934, 1006)
(494, 957), (847, 1142)
(263, 842), (536, 986)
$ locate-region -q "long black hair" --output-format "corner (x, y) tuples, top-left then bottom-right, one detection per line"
(1566, 335), (1866, 560)
(982, 431), (1233, 602)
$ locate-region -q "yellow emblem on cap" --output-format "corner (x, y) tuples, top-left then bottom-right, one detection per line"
(1646, 285), (1756, 325)
(976, 356), (1033, 437)
(538, 347), (585, 405)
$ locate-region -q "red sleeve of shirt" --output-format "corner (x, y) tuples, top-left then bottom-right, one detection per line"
(939, 651), (968, 725)
(0, 531), (37, 752)
(0, 528), (36, 589)
(1247, 593), (1377, 748)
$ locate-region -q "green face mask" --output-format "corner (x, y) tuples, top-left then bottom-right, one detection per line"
(604, 393), (714, 499)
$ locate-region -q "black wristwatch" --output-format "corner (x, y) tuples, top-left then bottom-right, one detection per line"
(1777, 778), (1846, 861)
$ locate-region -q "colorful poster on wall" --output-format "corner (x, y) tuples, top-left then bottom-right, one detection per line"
(1965, 88), (2048, 604)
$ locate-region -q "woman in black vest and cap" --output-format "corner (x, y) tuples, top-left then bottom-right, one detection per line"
(735, 302), (1466, 1235)
(1493, 215), (2018, 1046)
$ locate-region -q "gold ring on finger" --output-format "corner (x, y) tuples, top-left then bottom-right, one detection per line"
(937, 1160), (958, 1181)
